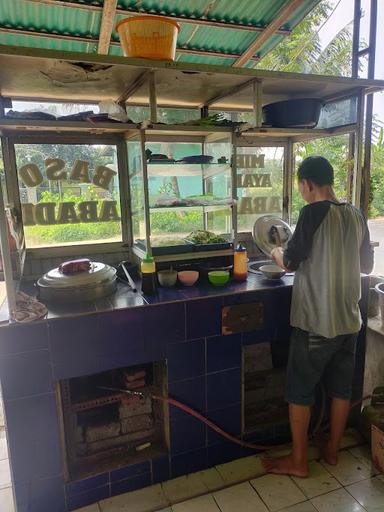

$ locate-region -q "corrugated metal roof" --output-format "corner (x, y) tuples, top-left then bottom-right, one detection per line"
(0, 0), (321, 66)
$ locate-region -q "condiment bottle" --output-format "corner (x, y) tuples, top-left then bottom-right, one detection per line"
(233, 243), (248, 281)
(141, 253), (157, 294)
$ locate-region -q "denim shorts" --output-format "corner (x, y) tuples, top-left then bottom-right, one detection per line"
(286, 327), (358, 406)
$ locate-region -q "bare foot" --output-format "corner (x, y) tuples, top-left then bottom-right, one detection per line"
(262, 455), (309, 477)
(322, 441), (338, 465)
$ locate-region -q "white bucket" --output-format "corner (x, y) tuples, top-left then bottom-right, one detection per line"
(375, 282), (384, 326)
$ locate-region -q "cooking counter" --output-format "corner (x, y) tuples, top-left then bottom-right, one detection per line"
(15, 271), (294, 321)
(0, 274), (369, 512)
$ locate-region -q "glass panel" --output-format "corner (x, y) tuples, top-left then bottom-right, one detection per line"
(236, 146), (284, 233)
(292, 135), (350, 224)
(317, 98), (357, 129)
(128, 137), (146, 248)
(144, 141), (232, 248)
(15, 143), (121, 248)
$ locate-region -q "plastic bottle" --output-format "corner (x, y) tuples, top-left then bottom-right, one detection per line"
(141, 253), (157, 294)
(233, 243), (248, 281)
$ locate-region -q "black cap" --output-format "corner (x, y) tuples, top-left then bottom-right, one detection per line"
(297, 156), (334, 186)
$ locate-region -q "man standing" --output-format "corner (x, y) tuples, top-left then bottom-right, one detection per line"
(263, 156), (373, 477)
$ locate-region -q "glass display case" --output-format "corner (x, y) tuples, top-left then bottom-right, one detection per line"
(129, 129), (234, 259)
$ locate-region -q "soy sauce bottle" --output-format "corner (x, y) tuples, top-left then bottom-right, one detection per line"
(140, 253), (157, 295)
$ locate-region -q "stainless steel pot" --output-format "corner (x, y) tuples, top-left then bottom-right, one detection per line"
(37, 262), (117, 303)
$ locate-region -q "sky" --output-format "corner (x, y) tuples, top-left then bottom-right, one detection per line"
(318, 0), (384, 121)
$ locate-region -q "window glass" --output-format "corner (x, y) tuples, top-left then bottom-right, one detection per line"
(236, 146), (284, 233)
(15, 143), (121, 248)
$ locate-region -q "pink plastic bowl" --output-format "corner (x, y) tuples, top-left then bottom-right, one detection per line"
(178, 270), (199, 287)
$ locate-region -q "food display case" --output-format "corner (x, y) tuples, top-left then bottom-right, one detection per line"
(129, 128), (235, 260)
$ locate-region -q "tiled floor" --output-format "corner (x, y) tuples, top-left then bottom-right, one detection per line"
(75, 435), (384, 512)
(0, 394), (15, 512)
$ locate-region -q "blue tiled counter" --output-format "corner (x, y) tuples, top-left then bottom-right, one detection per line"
(0, 274), (369, 511)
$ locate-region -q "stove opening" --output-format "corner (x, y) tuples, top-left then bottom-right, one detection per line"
(57, 362), (169, 481)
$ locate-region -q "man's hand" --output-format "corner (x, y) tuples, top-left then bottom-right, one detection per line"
(271, 247), (286, 269)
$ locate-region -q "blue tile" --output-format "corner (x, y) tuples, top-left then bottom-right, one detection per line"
(171, 448), (207, 478)
(206, 334), (241, 373)
(48, 315), (105, 380)
(110, 473), (151, 496)
(170, 415), (206, 455)
(66, 485), (110, 511)
(0, 350), (53, 401)
(66, 473), (109, 497)
(167, 339), (205, 382)
(143, 303), (185, 346)
(15, 475), (66, 512)
(168, 376), (206, 421)
(152, 455), (170, 484)
(4, 393), (63, 483)
(0, 322), (49, 355)
(242, 329), (274, 345)
(98, 308), (145, 368)
(186, 298), (222, 339)
(206, 403), (241, 445)
(207, 442), (242, 466)
(207, 368), (241, 411)
(110, 460), (150, 483)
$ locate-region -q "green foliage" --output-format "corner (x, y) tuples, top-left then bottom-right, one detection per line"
(25, 221), (121, 245)
(151, 211), (203, 233)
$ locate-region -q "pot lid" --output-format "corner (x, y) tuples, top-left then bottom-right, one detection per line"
(253, 215), (293, 257)
(37, 262), (116, 289)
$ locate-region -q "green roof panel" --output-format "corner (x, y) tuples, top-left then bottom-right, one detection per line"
(0, 0), (322, 67)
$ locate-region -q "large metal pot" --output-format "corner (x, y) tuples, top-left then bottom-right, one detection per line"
(262, 98), (323, 128)
(37, 262), (117, 303)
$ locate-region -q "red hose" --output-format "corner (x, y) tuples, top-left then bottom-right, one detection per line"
(153, 394), (289, 451)
(152, 393), (373, 452)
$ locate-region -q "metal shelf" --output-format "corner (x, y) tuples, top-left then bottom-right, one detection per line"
(149, 203), (232, 213)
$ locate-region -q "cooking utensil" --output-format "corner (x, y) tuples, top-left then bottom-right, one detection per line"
(253, 216), (293, 257)
(37, 262), (117, 303)
(262, 98), (323, 128)
(120, 262), (137, 292)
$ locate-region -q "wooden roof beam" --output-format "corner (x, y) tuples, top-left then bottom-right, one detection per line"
(233, 0), (305, 68)
(24, 0), (292, 35)
(201, 77), (261, 108)
(98, 0), (117, 55)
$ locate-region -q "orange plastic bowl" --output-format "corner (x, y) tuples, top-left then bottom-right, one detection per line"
(116, 15), (180, 61)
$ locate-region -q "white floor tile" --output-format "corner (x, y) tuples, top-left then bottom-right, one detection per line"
(346, 476), (384, 511)
(213, 482), (268, 512)
(279, 503), (317, 512)
(292, 461), (341, 499)
(162, 474), (208, 503)
(0, 459), (11, 490)
(172, 494), (220, 512)
(195, 468), (225, 492)
(99, 483), (169, 512)
(0, 437), (8, 461)
(75, 505), (100, 512)
(215, 455), (264, 485)
(320, 451), (373, 486)
(349, 446), (381, 476)
(0, 487), (14, 512)
(250, 474), (306, 511)
(310, 487), (365, 511)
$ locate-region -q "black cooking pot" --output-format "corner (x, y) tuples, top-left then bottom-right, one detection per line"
(262, 98), (323, 128)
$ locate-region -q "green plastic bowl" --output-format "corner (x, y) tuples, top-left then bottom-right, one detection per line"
(208, 270), (230, 286)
